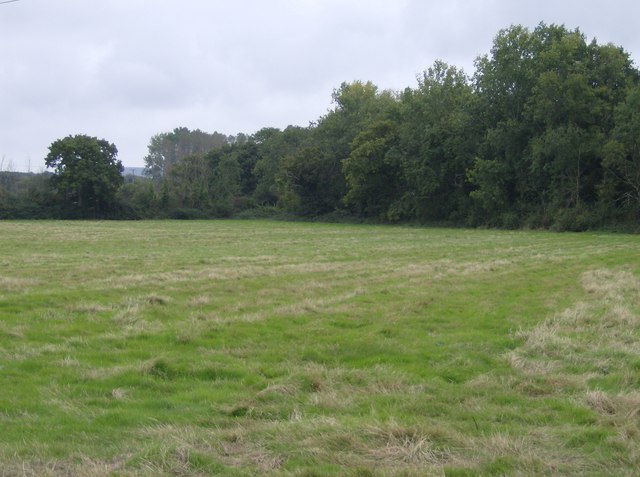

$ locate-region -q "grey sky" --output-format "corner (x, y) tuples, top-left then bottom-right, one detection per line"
(1, 0), (638, 171)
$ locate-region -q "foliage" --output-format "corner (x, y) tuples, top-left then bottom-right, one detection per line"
(45, 134), (124, 218)
(467, 23), (638, 228)
(10, 23), (640, 229)
(277, 145), (339, 215)
(277, 81), (397, 215)
(0, 172), (57, 218)
(116, 175), (160, 218)
(253, 126), (310, 206)
(397, 61), (478, 221)
(602, 86), (640, 214)
(343, 119), (402, 218)
(143, 127), (231, 181)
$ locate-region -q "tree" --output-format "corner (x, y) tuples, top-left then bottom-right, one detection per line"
(277, 145), (339, 215)
(209, 152), (242, 216)
(278, 81), (397, 215)
(397, 61), (477, 221)
(343, 120), (402, 219)
(470, 24), (550, 223)
(45, 134), (123, 217)
(252, 126), (309, 206)
(0, 171), (56, 219)
(160, 148), (242, 217)
(143, 127), (230, 181)
(164, 154), (211, 210)
(470, 23), (639, 226)
(116, 177), (158, 218)
(602, 86), (640, 211)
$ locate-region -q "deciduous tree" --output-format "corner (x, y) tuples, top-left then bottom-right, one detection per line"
(45, 134), (123, 217)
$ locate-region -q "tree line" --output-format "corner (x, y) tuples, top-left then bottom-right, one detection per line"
(2, 23), (639, 230)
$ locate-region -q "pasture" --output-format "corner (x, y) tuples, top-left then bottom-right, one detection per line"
(0, 220), (638, 476)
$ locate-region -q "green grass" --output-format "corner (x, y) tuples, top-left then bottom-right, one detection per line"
(0, 220), (638, 476)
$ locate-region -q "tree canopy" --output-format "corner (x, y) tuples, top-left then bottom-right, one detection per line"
(144, 127), (232, 182)
(44, 134), (123, 218)
(3, 22), (639, 230)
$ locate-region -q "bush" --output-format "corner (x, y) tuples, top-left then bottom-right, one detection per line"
(550, 207), (597, 232)
(167, 208), (209, 220)
(235, 206), (293, 220)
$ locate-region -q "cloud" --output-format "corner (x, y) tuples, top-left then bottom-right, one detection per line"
(1, 0), (639, 170)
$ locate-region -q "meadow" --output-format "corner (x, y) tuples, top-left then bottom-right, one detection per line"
(0, 220), (638, 476)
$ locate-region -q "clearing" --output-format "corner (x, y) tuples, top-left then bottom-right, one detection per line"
(0, 220), (638, 476)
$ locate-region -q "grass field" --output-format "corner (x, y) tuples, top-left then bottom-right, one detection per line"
(0, 220), (639, 476)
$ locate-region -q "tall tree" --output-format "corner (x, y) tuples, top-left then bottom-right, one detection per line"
(252, 126), (309, 206)
(470, 23), (638, 226)
(469, 24), (547, 222)
(279, 81), (396, 215)
(277, 145), (338, 215)
(163, 154), (211, 210)
(144, 127), (230, 181)
(209, 152), (242, 216)
(45, 134), (123, 217)
(397, 61), (477, 221)
(602, 86), (640, 212)
(343, 119), (402, 219)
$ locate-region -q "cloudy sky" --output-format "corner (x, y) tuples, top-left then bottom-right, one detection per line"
(1, 0), (639, 171)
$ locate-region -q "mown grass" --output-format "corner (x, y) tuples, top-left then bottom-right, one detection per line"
(0, 220), (638, 476)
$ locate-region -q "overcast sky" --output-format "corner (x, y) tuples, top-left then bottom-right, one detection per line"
(1, 0), (639, 172)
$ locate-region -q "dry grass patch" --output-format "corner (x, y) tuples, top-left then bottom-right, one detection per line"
(218, 437), (286, 472)
(0, 275), (39, 292)
(111, 388), (129, 400)
(67, 302), (113, 314)
(80, 363), (141, 381)
(0, 456), (130, 477)
(582, 269), (640, 300)
(95, 261), (370, 291)
(500, 267), (640, 474)
(56, 355), (80, 367)
(285, 362), (424, 399)
(256, 383), (299, 398)
(47, 396), (100, 422)
(475, 432), (530, 459)
(138, 424), (286, 474)
(583, 390), (640, 421)
(112, 301), (142, 325)
(398, 258), (518, 282)
(188, 295), (211, 307)
(204, 287), (367, 325)
(0, 322), (25, 340)
(508, 268), (640, 380)
(366, 424), (453, 467)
